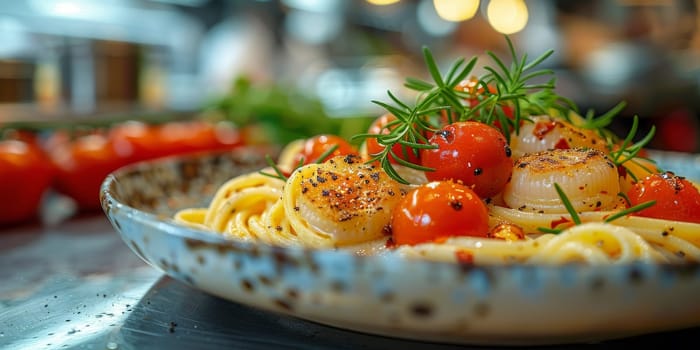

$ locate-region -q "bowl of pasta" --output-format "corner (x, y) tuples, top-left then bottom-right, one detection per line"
(101, 38), (700, 346)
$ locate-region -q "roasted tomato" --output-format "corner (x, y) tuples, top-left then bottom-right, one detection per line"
(49, 130), (132, 211)
(0, 134), (56, 226)
(627, 171), (700, 224)
(391, 181), (489, 245)
(420, 121), (513, 198)
(363, 113), (421, 165)
(293, 134), (358, 166)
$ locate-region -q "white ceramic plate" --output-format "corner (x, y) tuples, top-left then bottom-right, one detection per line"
(100, 147), (700, 346)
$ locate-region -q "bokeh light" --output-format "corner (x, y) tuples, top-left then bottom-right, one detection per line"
(486, 0), (529, 34)
(433, 0), (479, 22)
(366, 0), (401, 5)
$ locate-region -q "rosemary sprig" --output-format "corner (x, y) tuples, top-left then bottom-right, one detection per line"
(353, 35), (570, 184)
(580, 101), (627, 130)
(537, 183), (656, 234)
(607, 115), (658, 182)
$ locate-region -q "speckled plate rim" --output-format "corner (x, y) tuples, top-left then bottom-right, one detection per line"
(99, 148), (700, 346)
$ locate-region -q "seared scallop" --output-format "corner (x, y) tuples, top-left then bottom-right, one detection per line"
(509, 116), (608, 159)
(502, 148), (621, 214)
(285, 154), (406, 246)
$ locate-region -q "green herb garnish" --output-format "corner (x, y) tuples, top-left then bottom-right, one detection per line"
(608, 115), (658, 182)
(604, 200), (656, 223)
(353, 35), (571, 185)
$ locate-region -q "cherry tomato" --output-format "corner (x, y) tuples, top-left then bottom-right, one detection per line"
(0, 135), (55, 226)
(293, 134), (357, 166)
(49, 131), (132, 211)
(391, 181), (489, 245)
(363, 113), (421, 165)
(617, 156), (659, 195)
(456, 77), (513, 119)
(457, 77), (491, 107)
(420, 121), (513, 198)
(627, 171), (700, 224)
(51, 119), (243, 212)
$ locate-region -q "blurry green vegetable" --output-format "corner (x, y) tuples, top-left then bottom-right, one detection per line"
(203, 76), (374, 146)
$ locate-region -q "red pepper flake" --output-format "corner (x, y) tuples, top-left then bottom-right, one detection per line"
(432, 236), (453, 244)
(550, 216), (572, 229)
(618, 165), (628, 179)
(533, 121), (557, 140)
(554, 138), (570, 150)
(455, 250), (474, 264)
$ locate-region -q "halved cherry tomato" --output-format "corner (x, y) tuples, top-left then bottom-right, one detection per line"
(627, 171), (700, 224)
(391, 181), (489, 245)
(363, 113), (421, 165)
(293, 134), (357, 166)
(420, 121), (513, 198)
(0, 135), (56, 226)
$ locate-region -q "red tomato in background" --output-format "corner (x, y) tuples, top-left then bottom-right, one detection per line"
(109, 121), (164, 162)
(293, 134), (357, 166)
(49, 131), (132, 212)
(155, 120), (242, 157)
(50, 120), (244, 212)
(391, 181), (489, 245)
(420, 121), (513, 198)
(363, 113), (421, 165)
(0, 136), (55, 226)
(627, 171), (700, 224)
(109, 120), (242, 162)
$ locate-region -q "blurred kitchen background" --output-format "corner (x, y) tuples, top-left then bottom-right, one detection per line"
(0, 0), (699, 152)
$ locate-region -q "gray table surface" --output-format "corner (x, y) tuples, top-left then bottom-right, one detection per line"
(1, 212), (698, 350)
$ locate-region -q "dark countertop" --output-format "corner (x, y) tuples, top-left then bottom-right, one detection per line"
(1, 213), (699, 350)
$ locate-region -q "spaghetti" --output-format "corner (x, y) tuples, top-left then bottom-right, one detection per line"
(174, 152), (700, 265)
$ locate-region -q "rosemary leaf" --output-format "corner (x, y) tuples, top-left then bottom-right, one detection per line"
(554, 183), (582, 225)
(537, 227), (563, 234)
(259, 154), (288, 181)
(605, 200), (656, 223)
